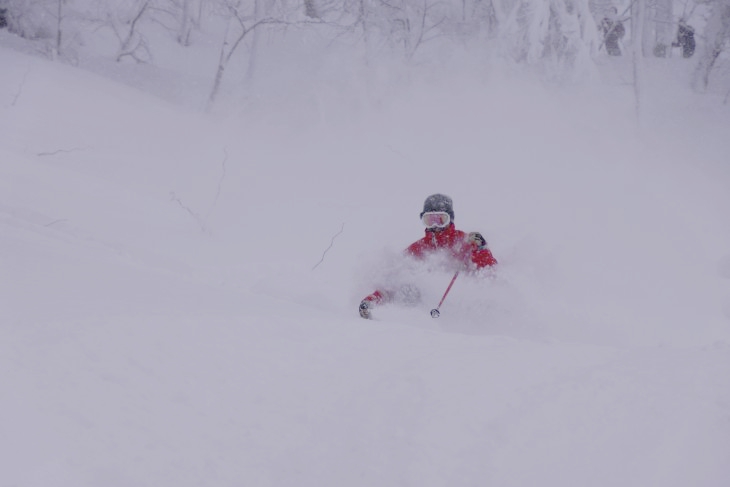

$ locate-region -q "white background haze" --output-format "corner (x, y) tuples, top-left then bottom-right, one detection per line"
(1, 15), (730, 486)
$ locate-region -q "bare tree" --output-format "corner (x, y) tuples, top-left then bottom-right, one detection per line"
(178, 0), (192, 44)
(174, 0), (200, 44)
(54, 0), (64, 56)
(343, 0), (449, 60)
(304, 0), (319, 18)
(403, 0), (448, 60)
(244, 0), (262, 84)
(112, 0), (152, 62)
(206, 1), (288, 109)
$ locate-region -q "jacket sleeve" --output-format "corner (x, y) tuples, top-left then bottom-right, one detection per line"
(362, 289), (391, 305)
(471, 247), (498, 268)
(464, 231), (497, 268)
(405, 239), (425, 258)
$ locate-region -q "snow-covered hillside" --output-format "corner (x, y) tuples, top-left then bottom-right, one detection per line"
(1, 44), (730, 486)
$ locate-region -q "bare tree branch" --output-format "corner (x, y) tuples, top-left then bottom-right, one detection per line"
(312, 223), (345, 270)
(170, 191), (208, 233)
(116, 1), (151, 62)
(10, 69), (30, 107)
(44, 218), (68, 227)
(37, 147), (89, 157)
(206, 9), (294, 109)
(205, 148), (228, 220)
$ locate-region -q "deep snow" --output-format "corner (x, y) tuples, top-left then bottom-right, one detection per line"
(1, 37), (730, 486)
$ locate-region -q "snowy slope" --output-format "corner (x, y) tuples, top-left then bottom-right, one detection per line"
(2, 45), (730, 486)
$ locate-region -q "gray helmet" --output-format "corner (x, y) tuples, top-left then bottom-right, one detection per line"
(420, 193), (454, 221)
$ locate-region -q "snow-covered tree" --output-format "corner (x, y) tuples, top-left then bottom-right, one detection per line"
(651, 0), (674, 56)
(498, 0), (599, 78)
(693, 0), (730, 90)
(0, 0), (76, 57)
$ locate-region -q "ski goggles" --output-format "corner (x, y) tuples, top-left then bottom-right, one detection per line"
(421, 211), (451, 228)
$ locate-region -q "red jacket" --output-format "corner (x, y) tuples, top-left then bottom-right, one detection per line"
(406, 223), (497, 269)
(365, 223), (497, 305)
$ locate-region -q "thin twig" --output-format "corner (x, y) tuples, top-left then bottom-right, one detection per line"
(170, 191), (207, 233)
(206, 148), (228, 220)
(385, 144), (411, 162)
(116, 1), (150, 62)
(312, 222), (345, 270)
(37, 147), (88, 157)
(44, 219), (68, 227)
(11, 70), (30, 107)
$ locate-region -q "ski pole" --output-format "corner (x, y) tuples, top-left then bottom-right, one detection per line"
(430, 271), (459, 318)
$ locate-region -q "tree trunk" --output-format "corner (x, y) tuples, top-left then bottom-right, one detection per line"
(245, 0), (263, 86)
(304, 0), (319, 19)
(632, 0), (646, 120)
(206, 19), (231, 111)
(55, 0), (63, 57)
(207, 63), (226, 110)
(179, 0), (192, 46)
(653, 0), (673, 56)
(116, 1), (150, 62)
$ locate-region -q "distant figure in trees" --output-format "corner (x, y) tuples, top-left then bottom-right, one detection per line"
(0, 8), (8, 29)
(673, 19), (696, 58)
(600, 7), (625, 56)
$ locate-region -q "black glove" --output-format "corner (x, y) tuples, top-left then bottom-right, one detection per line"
(359, 300), (372, 319)
(468, 232), (487, 249)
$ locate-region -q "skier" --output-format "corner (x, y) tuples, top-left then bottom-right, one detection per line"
(673, 19), (696, 58)
(358, 194), (498, 319)
(600, 8), (625, 56)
